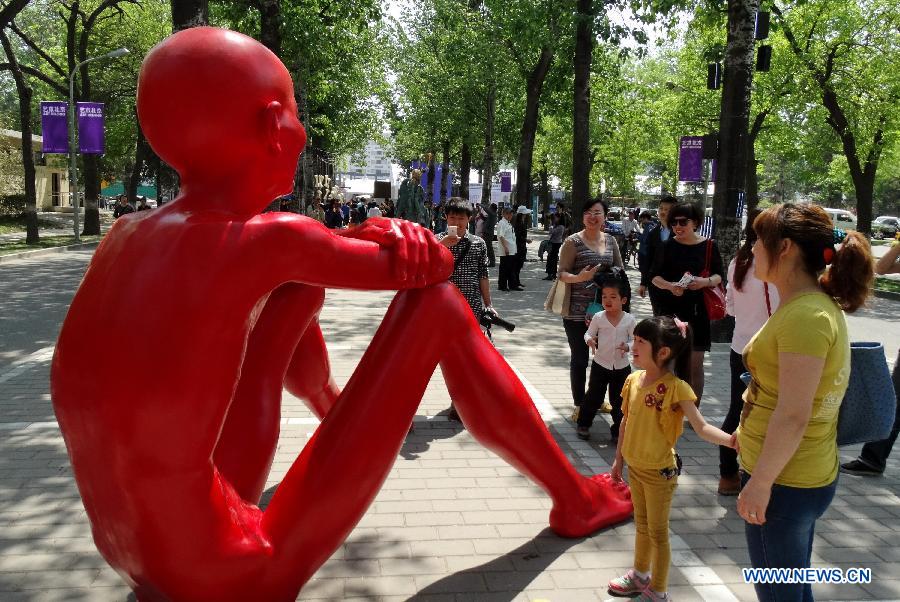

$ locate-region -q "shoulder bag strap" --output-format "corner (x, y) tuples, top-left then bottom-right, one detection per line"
(453, 237), (472, 270)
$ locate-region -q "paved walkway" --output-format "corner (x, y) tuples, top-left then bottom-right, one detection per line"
(1, 238), (899, 601)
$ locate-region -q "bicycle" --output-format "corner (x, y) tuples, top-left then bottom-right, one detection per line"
(622, 232), (639, 267)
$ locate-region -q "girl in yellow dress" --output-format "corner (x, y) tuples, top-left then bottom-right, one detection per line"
(609, 316), (737, 601)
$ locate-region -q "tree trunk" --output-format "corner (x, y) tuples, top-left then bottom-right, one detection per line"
(170, 0), (208, 31)
(78, 154), (100, 235)
(572, 0), (593, 229)
(746, 110), (767, 212)
(516, 45), (554, 211)
(0, 29), (39, 243)
(441, 139), (450, 202)
(127, 105), (151, 205)
(711, 0), (759, 269)
(18, 83), (39, 245)
(257, 0), (281, 56)
(481, 86), (496, 206)
(821, 88), (881, 236)
(459, 142), (471, 200)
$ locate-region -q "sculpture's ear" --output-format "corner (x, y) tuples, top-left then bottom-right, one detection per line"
(265, 101), (283, 153)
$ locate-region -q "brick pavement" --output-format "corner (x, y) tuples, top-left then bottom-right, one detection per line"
(1, 240), (899, 601)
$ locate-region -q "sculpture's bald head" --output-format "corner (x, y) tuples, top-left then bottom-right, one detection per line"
(137, 27), (306, 185)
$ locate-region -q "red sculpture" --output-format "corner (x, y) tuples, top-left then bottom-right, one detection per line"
(50, 27), (632, 602)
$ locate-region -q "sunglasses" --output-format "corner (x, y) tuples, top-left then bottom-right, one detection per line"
(671, 218), (693, 226)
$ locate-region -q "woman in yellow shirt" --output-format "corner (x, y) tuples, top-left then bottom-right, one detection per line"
(737, 203), (874, 602)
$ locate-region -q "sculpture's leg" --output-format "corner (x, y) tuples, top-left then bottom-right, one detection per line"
(259, 285), (449, 598)
(283, 316), (340, 420)
(256, 283), (629, 599)
(214, 283), (325, 503)
(440, 322), (633, 538)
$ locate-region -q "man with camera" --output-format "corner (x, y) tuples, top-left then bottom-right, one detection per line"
(438, 198), (515, 420)
(438, 197), (497, 324)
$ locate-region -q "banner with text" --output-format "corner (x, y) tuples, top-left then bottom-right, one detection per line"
(40, 101), (68, 154)
(77, 102), (105, 154)
(678, 136), (704, 182)
(500, 171), (512, 193)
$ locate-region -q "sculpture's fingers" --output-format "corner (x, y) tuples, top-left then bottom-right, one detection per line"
(414, 224), (429, 287)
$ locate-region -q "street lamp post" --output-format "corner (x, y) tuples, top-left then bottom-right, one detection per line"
(69, 47), (129, 241)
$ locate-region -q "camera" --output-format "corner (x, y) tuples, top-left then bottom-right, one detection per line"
(480, 312), (516, 333)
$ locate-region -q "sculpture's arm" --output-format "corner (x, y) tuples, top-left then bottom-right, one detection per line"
(258, 214), (453, 290)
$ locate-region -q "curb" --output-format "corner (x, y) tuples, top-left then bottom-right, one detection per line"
(874, 288), (900, 302)
(0, 241), (99, 264)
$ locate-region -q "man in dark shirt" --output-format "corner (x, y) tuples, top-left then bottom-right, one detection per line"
(437, 197), (500, 421)
(438, 198), (494, 324)
(324, 199), (344, 229)
(113, 195), (135, 218)
(638, 195), (676, 316)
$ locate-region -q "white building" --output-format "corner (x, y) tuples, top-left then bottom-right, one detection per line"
(338, 140), (394, 198)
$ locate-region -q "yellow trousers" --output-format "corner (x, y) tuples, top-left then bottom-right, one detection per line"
(629, 464), (678, 592)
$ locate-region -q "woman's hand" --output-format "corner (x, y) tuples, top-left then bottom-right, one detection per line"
(611, 458), (624, 482)
(687, 277), (711, 291)
(669, 283), (685, 296)
(578, 263), (601, 282)
(586, 337), (598, 352)
(737, 476), (771, 525)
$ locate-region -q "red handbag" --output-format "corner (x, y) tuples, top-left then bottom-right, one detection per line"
(700, 239), (726, 320)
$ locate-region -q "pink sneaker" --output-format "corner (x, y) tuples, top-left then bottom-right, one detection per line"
(608, 569), (649, 596)
(633, 589), (671, 601)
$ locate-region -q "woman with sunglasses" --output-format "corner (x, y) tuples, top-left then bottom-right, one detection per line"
(650, 202), (723, 402)
(557, 198), (624, 420)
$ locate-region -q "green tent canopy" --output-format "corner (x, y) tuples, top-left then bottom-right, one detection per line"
(101, 182), (157, 199)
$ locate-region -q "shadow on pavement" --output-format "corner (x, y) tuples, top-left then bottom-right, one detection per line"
(407, 530), (584, 601)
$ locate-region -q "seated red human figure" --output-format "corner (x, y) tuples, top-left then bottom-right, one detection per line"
(50, 27), (632, 602)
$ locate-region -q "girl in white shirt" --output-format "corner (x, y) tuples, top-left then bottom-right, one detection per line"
(718, 216), (780, 495)
(577, 279), (637, 441)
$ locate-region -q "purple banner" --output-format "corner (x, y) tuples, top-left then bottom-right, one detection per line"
(40, 101), (68, 154)
(420, 165), (429, 193)
(678, 136), (703, 182)
(77, 102), (105, 154)
(432, 164), (443, 202)
(500, 171), (512, 193)
(445, 170), (452, 199)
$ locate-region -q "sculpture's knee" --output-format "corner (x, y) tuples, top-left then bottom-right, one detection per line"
(399, 283), (476, 328)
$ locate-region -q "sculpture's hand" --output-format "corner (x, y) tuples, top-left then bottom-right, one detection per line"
(338, 217), (401, 247)
(340, 217), (451, 287)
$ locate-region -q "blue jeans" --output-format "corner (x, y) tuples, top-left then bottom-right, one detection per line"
(741, 471), (838, 602)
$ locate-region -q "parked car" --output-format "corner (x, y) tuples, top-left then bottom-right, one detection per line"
(873, 216), (899, 240)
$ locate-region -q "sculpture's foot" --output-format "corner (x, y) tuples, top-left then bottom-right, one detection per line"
(549, 473), (633, 538)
